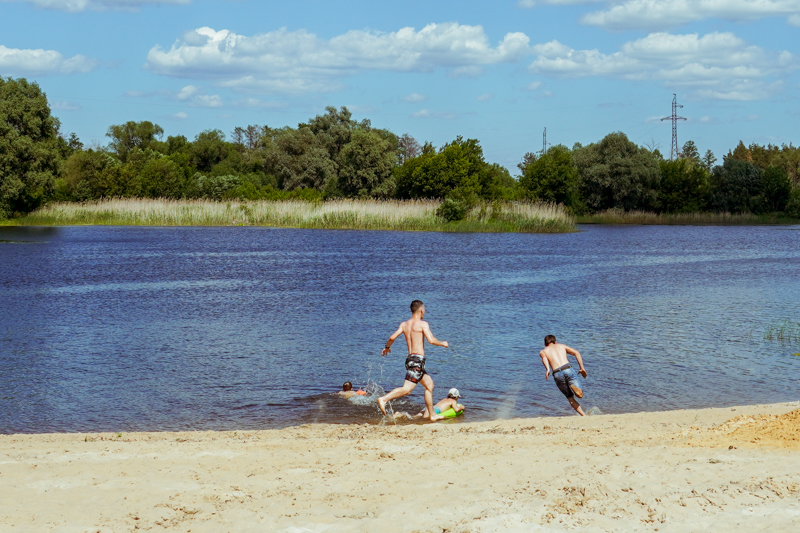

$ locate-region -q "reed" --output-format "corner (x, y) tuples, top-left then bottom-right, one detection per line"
(577, 209), (798, 225)
(7, 198), (577, 233)
(764, 320), (800, 344)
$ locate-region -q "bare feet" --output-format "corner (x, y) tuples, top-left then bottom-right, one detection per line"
(377, 397), (388, 416)
(570, 385), (584, 398)
(429, 413), (444, 422)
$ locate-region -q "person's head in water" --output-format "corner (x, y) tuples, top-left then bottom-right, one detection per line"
(342, 382), (353, 392)
(410, 299), (425, 316)
(544, 335), (557, 346)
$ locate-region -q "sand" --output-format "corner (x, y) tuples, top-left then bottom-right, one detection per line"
(2, 402), (799, 533)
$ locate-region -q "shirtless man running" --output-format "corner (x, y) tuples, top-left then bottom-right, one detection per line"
(377, 300), (449, 421)
(539, 335), (588, 416)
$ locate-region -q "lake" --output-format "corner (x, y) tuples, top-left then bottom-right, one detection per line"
(1, 224), (798, 433)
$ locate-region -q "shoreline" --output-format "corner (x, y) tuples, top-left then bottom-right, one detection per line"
(2, 401), (798, 532)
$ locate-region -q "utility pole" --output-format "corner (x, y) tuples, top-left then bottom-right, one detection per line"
(661, 94), (686, 160)
(540, 127), (550, 155)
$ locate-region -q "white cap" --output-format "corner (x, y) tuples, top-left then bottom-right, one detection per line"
(448, 388), (460, 399)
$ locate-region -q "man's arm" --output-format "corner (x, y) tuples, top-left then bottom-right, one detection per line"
(539, 350), (552, 380)
(381, 325), (404, 356)
(565, 345), (587, 377)
(422, 322), (448, 348)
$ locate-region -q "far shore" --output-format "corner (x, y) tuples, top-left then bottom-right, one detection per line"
(2, 402), (798, 532)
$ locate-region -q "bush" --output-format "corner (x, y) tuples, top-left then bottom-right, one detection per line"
(786, 187), (800, 218)
(436, 198), (468, 222)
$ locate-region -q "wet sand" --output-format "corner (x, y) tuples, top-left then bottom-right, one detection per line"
(2, 402), (799, 532)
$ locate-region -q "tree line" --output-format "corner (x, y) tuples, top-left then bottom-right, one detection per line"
(2, 76), (799, 220)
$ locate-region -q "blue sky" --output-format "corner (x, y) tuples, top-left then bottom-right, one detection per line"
(2, 0), (799, 171)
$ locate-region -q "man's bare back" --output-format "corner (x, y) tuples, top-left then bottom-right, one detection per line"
(540, 343), (580, 373)
(393, 317), (433, 356)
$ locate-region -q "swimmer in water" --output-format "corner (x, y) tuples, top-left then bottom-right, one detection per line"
(337, 382), (366, 399)
(378, 300), (449, 422)
(539, 335), (587, 416)
(393, 388), (464, 419)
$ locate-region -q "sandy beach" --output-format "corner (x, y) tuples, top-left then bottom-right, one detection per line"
(1, 402), (799, 533)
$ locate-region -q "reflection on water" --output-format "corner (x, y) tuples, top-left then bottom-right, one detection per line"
(0, 224), (799, 433)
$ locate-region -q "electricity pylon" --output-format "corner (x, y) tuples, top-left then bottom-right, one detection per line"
(661, 94), (686, 160)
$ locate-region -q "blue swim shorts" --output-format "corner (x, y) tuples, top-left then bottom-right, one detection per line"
(553, 367), (581, 399)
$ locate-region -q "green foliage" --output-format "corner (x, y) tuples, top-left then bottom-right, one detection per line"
(760, 166), (791, 212)
(785, 187), (800, 218)
(436, 198), (468, 222)
(658, 159), (710, 213)
(519, 145), (580, 209)
(395, 137), (495, 199)
(134, 157), (187, 198)
(709, 157), (762, 213)
(337, 128), (398, 198)
(106, 121), (164, 162)
(0, 77), (61, 218)
(574, 132), (661, 212)
(195, 173), (241, 200)
(191, 129), (228, 172)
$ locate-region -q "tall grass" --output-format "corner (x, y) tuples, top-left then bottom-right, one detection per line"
(7, 198), (577, 233)
(577, 209), (798, 225)
(764, 319), (800, 345)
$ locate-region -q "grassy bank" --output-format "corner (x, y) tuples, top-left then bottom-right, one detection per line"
(577, 208), (800, 225)
(4, 198), (577, 233)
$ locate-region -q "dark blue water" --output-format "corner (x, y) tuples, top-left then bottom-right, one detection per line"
(1, 224), (799, 433)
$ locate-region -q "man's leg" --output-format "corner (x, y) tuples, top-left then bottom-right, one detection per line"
(420, 374), (443, 421)
(378, 381), (416, 416)
(568, 397), (586, 416)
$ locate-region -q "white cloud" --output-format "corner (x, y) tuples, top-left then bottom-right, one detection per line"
(517, 0), (602, 7)
(790, 13), (800, 25)
(477, 93), (494, 101)
(410, 108), (460, 119)
(411, 109), (431, 117)
(172, 111), (188, 119)
(232, 98), (289, 109)
(581, 0), (800, 31)
(2, 0), (189, 13)
(525, 81), (543, 91)
(529, 32), (794, 100)
(125, 84), (223, 107)
(146, 24), (531, 94)
(50, 100), (80, 111)
(403, 92), (428, 103)
(0, 45), (98, 75)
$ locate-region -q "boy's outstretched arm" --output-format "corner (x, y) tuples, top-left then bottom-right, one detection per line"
(422, 323), (449, 348)
(565, 346), (587, 377)
(382, 325), (404, 356)
(539, 351), (552, 380)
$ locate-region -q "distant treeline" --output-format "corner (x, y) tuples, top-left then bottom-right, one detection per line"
(2, 76), (799, 221)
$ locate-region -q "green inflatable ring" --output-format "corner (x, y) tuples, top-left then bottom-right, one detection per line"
(439, 404), (464, 419)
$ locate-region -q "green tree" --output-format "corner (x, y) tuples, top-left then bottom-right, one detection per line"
(573, 132), (661, 212)
(394, 137), (489, 200)
(658, 159), (710, 213)
(269, 127), (336, 191)
(63, 150), (132, 200)
(701, 149), (717, 172)
(519, 144), (580, 208)
(190, 129), (228, 172)
(0, 77), (61, 218)
(681, 140), (700, 164)
(760, 166), (791, 212)
(337, 128), (398, 197)
(106, 121), (164, 162)
(709, 157), (762, 213)
(133, 157), (187, 198)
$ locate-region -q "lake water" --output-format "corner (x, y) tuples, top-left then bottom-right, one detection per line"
(1, 224), (799, 433)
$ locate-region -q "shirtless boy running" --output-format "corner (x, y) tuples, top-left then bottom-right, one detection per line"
(539, 335), (588, 416)
(378, 300), (449, 421)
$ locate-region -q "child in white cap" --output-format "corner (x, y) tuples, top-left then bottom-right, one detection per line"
(415, 388), (464, 418)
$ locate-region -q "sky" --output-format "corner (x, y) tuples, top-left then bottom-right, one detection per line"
(1, 0), (799, 172)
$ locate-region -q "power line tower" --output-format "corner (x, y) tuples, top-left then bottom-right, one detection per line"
(540, 127), (550, 155)
(661, 93), (686, 160)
